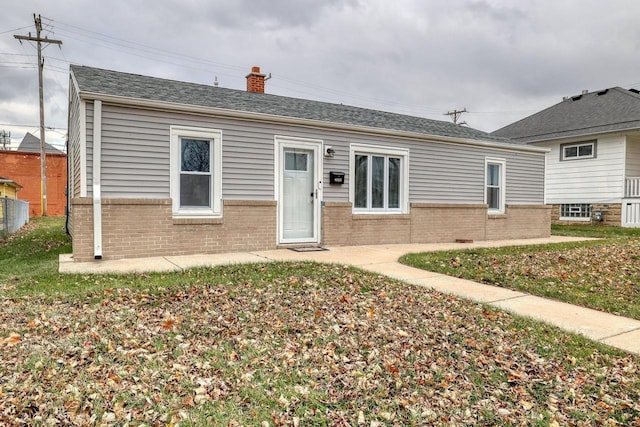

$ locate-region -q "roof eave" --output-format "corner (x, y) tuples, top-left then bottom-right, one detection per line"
(0, 180), (22, 190)
(78, 90), (549, 154)
(523, 125), (640, 144)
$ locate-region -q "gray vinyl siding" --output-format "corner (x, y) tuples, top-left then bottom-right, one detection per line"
(86, 103), (545, 205)
(98, 105), (275, 199)
(68, 79), (81, 198)
(504, 152), (545, 204)
(101, 108), (170, 198)
(345, 134), (544, 204)
(86, 101), (93, 194)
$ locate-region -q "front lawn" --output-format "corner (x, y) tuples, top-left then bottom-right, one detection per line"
(401, 226), (640, 321)
(1, 219), (639, 425)
(0, 216), (71, 296)
(552, 223), (640, 238)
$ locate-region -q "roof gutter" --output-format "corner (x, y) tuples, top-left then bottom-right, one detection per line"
(522, 126), (640, 145)
(77, 90), (549, 155)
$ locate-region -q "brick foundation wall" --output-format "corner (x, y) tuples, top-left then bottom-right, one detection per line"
(350, 214), (411, 245)
(71, 198), (551, 261)
(485, 205), (551, 240)
(322, 202), (550, 245)
(410, 203), (487, 243)
(321, 202), (412, 245)
(71, 198), (277, 261)
(321, 202), (353, 246)
(550, 203), (621, 226)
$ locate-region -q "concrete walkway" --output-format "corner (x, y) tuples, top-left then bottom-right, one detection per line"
(59, 236), (640, 355)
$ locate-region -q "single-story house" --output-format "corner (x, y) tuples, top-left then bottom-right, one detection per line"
(0, 176), (22, 199)
(492, 87), (640, 227)
(67, 65), (550, 261)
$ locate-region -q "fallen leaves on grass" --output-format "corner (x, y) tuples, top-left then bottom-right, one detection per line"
(0, 263), (639, 425)
(0, 332), (20, 346)
(406, 240), (640, 320)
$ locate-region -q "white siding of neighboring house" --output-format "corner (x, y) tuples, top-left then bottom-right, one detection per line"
(536, 135), (626, 204)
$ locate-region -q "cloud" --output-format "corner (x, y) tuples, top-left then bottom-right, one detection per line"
(193, 0), (359, 30)
(2, 0), (640, 141)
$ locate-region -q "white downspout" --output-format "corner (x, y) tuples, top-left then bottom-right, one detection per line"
(92, 100), (103, 259)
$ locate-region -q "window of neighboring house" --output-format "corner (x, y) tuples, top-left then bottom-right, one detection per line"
(485, 158), (506, 214)
(560, 203), (592, 220)
(561, 141), (596, 160)
(350, 144), (409, 213)
(170, 126), (222, 218)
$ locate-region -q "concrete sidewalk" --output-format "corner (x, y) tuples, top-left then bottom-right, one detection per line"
(59, 236), (640, 355)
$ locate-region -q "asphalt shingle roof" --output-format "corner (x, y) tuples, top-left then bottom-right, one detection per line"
(71, 65), (515, 144)
(491, 87), (640, 143)
(18, 132), (65, 155)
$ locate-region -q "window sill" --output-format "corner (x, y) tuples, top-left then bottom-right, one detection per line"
(561, 157), (595, 161)
(559, 217), (590, 222)
(488, 213), (507, 219)
(352, 213), (411, 220)
(173, 217), (223, 225)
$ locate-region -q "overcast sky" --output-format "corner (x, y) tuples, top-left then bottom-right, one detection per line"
(2, 0), (640, 149)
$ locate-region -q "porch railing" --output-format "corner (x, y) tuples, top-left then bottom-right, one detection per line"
(626, 177), (640, 198)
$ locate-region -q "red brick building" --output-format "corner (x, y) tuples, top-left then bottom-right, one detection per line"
(0, 149), (67, 217)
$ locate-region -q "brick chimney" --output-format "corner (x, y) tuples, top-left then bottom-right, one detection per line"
(246, 66), (267, 93)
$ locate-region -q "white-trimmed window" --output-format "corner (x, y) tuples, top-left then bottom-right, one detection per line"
(485, 158), (506, 214)
(561, 141), (596, 160)
(560, 203), (592, 220)
(350, 144), (409, 213)
(170, 126), (222, 218)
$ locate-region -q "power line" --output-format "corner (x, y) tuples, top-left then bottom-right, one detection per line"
(0, 123), (66, 130)
(53, 19), (246, 73)
(49, 20), (447, 117)
(0, 25), (32, 35)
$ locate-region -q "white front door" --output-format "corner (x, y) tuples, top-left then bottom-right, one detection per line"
(277, 138), (322, 244)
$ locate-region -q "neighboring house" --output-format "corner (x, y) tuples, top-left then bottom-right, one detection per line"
(0, 134), (67, 216)
(18, 132), (66, 155)
(492, 87), (640, 227)
(67, 65), (550, 262)
(0, 176), (22, 199)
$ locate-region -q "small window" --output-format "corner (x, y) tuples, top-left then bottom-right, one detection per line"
(350, 144), (409, 213)
(485, 158), (506, 214)
(560, 203), (592, 220)
(170, 126), (222, 218)
(180, 138), (211, 208)
(284, 151), (308, 171)
(561, 141), (596, 160)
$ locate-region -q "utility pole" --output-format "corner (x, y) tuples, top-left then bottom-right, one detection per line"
(14, 14), (62, 216)
(445, 108), (467, 125)
(0, 130), (10, 150)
